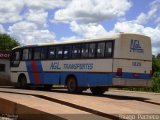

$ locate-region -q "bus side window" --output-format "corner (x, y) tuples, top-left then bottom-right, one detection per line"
(89, 43), (96, 58)
(48, 47), (55, 59)
(56, 46), (63, 59)
(81, 44), (89, 58)
(105, 42), (113, 58)
(41, 47), (47, 60)
(22, 48), (32, 60)
(22, 49), (29, 60)
(33, 48), (41, 60)
(11, 50), (20, 67)
(28, 49), (32, 60)
(63, 45), (72, 59)
(72, 44), (81, 59)
(97, 42), (105, 58)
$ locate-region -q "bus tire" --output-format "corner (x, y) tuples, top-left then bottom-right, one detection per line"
(66, 76), (80, 93)
(90, 87), (106, 95)
(17, 75), (28, 89)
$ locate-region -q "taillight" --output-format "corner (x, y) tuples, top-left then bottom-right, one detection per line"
(117, 68), (122, 76)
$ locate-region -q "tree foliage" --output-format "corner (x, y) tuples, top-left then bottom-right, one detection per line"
(0, 33), (20, 51)
(152, 55), (160, 92)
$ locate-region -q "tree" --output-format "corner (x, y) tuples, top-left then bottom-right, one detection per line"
(0, 33), (20, 51)
(157, 53), (160, 59)
(152, 54), (160, 92)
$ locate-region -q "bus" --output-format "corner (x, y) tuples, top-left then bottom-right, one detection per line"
(10, 33), (152, 95)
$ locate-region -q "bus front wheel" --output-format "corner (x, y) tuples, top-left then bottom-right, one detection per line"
(90, 87), (106, 95)
(17, 75), (28, 89)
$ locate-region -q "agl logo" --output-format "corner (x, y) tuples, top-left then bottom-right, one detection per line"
(130, 40), (144, 53)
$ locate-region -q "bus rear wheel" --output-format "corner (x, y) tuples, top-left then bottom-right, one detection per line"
(90, 87), (106, 95)
(67, 76), (82, 93)
(17, 75), (28, 89)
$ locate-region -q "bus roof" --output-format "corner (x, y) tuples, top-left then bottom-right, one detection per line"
(12, 33), (149, 50)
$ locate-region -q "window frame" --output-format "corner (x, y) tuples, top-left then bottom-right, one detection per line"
(72, 44), (82, 59)
(13, 39), (114, 61)
(104, 41), (114, 58)
(63, 45), (72, 59)
(41, 47), (48, 60)
(33, 47), (41, 60)
(55, 46), (63, 59)
(81, 43), (89, 58)
(22, 48), (32, 61)
(10, 49), (21, 67)
(88, 42), (96, 58)
(97, 42), (105, 58)
(0, 64), (5, 72)
(48, 46), (56, 60)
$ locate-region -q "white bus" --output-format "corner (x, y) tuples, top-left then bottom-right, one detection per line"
(10, 33), (152, 95)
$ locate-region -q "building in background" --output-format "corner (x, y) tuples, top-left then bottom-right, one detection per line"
(0, 50), (11, 85)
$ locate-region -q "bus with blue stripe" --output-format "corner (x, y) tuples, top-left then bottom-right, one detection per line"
(10, 33), (152, 95)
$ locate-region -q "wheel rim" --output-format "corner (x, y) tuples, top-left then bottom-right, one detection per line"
(68, 78), (76, 92)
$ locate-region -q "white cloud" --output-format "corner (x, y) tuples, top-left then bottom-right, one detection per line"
(25, 9), (48, 28)
(135, 0), (160, 25)
(113, 21), (160, 55)
(8, 21), (55, 45)
(112, 0), (160, 55)
(0, 0), (24, 23)
(70, 21), (107, 38)
(24, 0), (67, 10)
(113, 21), (144, 33)
(54, 0), (132, 23)
(135, 13), (148, 25)
(0, 24), (5, 33)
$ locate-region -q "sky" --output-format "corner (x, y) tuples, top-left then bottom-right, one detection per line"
(0, 0), (159, 55)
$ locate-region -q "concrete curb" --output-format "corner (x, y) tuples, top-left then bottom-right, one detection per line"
(0, 97), (65, 120)
(111, 89), (160, 95)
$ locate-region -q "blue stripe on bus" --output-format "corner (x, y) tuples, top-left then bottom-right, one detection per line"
(113, 72), (151, 80)
(25, 61), (151, 86)
(35, 61), (43, 83)
(42, 72), (113, 87)
(25, 61), (43, 84)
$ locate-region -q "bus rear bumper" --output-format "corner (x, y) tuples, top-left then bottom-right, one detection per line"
(112, 78), (152, 87)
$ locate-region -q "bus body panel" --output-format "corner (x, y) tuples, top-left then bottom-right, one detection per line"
(41, 59), (113, 72)
(11, 59), (113, 87)
(113, 34), (152, 86)
(10, 33), (152, 88)
(117, 34), (152, 60)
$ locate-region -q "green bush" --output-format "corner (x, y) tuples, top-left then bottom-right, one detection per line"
(151, 72), (160, 92)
